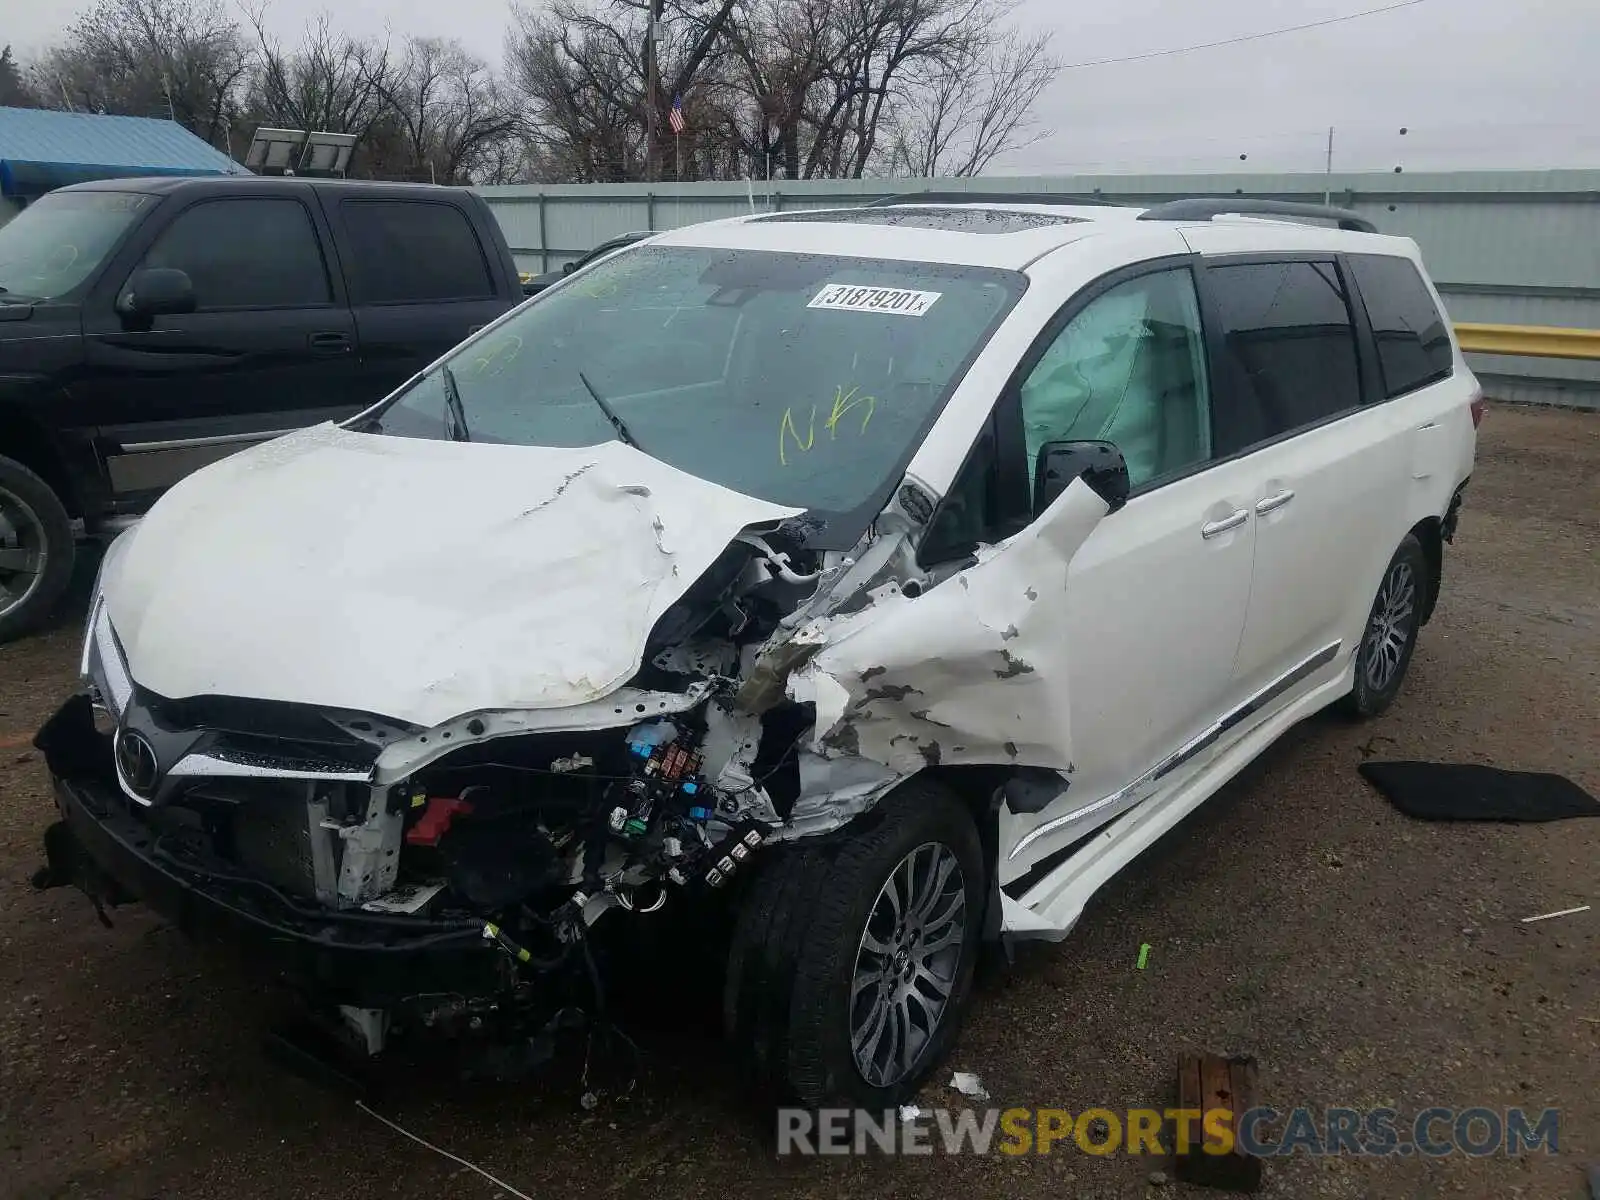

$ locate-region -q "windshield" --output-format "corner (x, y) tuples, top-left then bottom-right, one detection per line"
(365, 246), (1023, 531)
(0, 190), (153, 302)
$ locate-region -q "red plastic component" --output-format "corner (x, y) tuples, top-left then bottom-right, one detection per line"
(659, 743), (696, 781)
(405, 796), (474, 846)
(1469, 391), (1487, 428)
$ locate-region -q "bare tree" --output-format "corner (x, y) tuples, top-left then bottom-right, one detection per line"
(506, 3), (645, 181)
(506, 0), (740, 182)
(881, 25), (1058, 177)
(506, 0), (1058, 183)
(244, 10), (395, 147)
(363, 37), (524, 185)
(33, 0), (250, 148)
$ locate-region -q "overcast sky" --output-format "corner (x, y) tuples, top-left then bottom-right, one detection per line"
(9, 0), (1600, 175)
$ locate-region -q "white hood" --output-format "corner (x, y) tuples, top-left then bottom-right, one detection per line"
(104, 424), (799, 728)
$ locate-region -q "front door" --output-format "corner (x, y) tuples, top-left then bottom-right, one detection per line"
(78, 191), (361, 507)
(999, 262), (1258, 876)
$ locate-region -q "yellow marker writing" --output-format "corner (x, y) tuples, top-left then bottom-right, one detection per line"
(469, 334), (524, 378)
(779, 405), (816, 466)
(824, 383), (876, 437)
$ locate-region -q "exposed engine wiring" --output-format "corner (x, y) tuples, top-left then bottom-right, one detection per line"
(423, 728), (810, 796)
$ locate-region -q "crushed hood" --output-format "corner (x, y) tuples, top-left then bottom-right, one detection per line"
(104, 424), (798, 727)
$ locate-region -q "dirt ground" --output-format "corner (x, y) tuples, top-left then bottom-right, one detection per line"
(0, 405), (1595, 1200)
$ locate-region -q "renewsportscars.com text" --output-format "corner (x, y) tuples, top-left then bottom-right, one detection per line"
(776, 1106), (1561, 1157)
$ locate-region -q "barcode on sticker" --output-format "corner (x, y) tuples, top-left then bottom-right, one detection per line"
(808, 284), (942, 317)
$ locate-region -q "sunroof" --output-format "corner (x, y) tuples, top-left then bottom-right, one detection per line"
(754, 206), (1082, 234)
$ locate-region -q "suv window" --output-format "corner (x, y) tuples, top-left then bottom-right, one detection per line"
(1018, 267), (1212, 490)
(139, 198), (331, 310)
(1348, 253), (1453, 398)
(0, 190), (154, 302)
(340, 200), (492, 303)
(1205, 260), (1361, 438)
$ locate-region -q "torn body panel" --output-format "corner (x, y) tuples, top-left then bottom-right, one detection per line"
(786, 479), (1108, 776)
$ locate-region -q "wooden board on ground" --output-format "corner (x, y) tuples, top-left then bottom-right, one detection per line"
(1174, 1051), (1263, 1192)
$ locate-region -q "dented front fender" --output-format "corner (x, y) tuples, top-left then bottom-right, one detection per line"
(787, 479), (1109, 776)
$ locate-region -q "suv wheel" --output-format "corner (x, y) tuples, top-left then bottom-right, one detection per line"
(1341, 532), (1427, 718)
(0, 455), (75, 643)
(724, 779), (985, 1107)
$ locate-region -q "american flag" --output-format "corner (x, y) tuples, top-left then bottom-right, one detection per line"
(668, 95), (686, 135)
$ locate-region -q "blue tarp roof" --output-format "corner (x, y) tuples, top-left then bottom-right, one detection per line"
(0, 106), (246, 196)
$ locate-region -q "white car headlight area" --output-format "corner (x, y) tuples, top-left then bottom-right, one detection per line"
(81, 529), (138, 718)
(83, 596), (134, 720)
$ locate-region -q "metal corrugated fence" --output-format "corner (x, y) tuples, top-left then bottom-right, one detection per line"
(474, 171), (1600, 410)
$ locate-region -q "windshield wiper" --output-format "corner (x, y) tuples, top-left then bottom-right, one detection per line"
(439, 363), (471, 442)
(576, 370), (642, 451)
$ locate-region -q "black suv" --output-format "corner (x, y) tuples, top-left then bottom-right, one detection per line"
(0, 175), (524, 640)
(520, 229), (653, 295)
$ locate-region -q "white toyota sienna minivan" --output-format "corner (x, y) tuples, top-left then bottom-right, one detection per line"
(38, 194), (1478, 1107)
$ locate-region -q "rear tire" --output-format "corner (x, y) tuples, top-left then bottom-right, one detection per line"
(0, 454), (75, 643)
(1340, 533), (1427, 719)
(724, 779), (986, 1107)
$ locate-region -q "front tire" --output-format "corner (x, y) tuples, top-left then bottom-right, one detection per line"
(0, 454), (75, 643)
(724, 780), (986, 1107)
(1341, 532), (1428, 718)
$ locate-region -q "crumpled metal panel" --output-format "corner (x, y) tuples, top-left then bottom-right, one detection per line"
(787, 480), (1108, 775)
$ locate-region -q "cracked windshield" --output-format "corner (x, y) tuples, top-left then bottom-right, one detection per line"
(367, 245), (1022, 515)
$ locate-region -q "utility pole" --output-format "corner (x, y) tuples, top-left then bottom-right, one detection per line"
(1323, 126), (1335, 205)
(645, 0), (661, 182)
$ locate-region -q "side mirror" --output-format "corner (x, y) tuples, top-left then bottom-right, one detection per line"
(561, 262), (577, 275)
(116, 268), (196, 318)
(1034, 439), (1131, 515)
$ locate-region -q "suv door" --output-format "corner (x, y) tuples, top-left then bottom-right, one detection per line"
(1192, 250), (1408, 706)
(987, 261), (1260, 871)
(79, 190), (360, 505)
(326, 196), (509, 401)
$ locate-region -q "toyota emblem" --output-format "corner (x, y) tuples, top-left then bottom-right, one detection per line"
(114, 728), (159, 800)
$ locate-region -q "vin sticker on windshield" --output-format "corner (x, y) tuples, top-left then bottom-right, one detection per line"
(807, 283), (942, 317)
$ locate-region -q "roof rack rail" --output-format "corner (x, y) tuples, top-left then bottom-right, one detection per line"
(1136, 198), (1377, 233)
(865, 190), (1120, 208)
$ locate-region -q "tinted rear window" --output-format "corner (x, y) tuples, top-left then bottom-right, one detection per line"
(1348, 253), (1453, 397)
(1206, 260), (1362, 439)
(340, 199), (492, 303)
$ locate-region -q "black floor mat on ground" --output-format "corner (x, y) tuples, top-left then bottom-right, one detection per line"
(1359, 761), (1600, 822)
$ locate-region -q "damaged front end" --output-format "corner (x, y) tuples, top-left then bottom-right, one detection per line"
(37, 419), (1116, 1068)
(35, 505), (904, 1059)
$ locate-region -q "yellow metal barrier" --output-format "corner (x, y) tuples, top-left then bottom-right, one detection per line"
(1454, 323), (1600, 361)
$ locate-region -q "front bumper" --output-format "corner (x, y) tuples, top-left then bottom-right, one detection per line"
(36, 696), (507, 1009)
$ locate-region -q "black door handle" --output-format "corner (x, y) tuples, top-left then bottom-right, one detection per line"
(309, 331), (352, 354)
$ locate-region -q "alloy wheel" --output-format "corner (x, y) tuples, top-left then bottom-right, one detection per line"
(1364, 559), (1417, 693)
(0, 485), (47, 623)
(849, 841), (967, 1088)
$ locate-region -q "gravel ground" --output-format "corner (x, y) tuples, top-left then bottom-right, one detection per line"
(1, 405), (1595, 1200)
